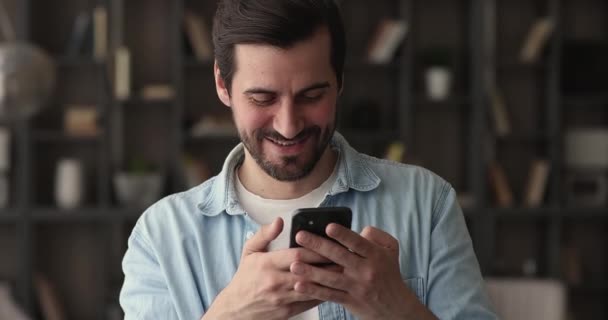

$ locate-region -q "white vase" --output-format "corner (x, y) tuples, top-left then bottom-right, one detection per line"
(425, 66), (452, 101)
(55, 158), (83, 209)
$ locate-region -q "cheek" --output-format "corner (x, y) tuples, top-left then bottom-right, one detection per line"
(231, 103), (269, 131)
(309, 102), (337, 126)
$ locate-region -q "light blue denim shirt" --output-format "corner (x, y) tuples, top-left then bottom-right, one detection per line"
(120, 132), (498, 320)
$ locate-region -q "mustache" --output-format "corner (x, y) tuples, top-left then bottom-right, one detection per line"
(255, 126), (321, 142)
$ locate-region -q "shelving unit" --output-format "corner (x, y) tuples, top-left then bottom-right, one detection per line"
(0, 0), (606, 319)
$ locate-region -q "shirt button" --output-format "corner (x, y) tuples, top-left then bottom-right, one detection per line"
(246, 231), (254, 239)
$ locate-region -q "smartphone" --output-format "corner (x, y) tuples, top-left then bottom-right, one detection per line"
(289, 207), (352, 248)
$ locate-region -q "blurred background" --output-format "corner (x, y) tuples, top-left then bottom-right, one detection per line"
(0, 0), (606, 319)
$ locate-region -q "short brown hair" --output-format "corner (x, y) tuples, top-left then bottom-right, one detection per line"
(212, 0), (346, 94)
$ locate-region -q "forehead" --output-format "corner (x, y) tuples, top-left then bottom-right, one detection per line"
(232, 28), (334, 89)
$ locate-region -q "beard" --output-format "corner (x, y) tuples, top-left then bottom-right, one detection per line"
(239, 124), (335, 182)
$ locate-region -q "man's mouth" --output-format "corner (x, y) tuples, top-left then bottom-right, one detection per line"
(266, 134), (308, 146)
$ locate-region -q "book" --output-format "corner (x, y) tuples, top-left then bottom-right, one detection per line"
(93, 6), (108, 61)
(367, 19), (408, 64)
(0, 127), (10, 171)
(489, 87), (510, 137)
(63, 105), (99, 137)
(183, 11), (213, 61)
(34, 274), (66, 320)
(114, 46), (131, 100)
(384, 141), (406, 162)
(520, 17), (554, 63)
(523, 159), (550, 207)
(488, 161), (514, 207)
(139, 84), (175, 101)
(65, 11), (92, 57)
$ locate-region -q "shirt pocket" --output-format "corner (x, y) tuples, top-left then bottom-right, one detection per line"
(404, 277), (426, 303)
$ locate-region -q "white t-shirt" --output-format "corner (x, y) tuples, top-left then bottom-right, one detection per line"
(235, 167), (338, 320)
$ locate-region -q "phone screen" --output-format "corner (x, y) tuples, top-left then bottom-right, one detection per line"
(289, 207), (352, 248)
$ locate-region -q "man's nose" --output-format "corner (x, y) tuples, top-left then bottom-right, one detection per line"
(273, 100), (304, 139)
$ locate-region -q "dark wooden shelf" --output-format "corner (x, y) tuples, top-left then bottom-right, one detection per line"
(344, 59), (401, 71)
(497, 60), (548, 72)
(183, 59), (214, 68)
(29, 207), (143, 222)
(495, 132), (551, 143)
(56, 57), (105, 68)
(340, 129), (399, 143)
(413, 95), (471, 110)
(562, 95), (608, 108)
(122, 97), (177, 107)
(184, 133), (240, 143)
(487, 207), (608, 219)
(0, 210), (20, 223)
(32, 130), (102, 144)
(569, 284), (608, 296)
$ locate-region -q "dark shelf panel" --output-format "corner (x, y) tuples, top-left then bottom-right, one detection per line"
(344, 59), (401, 71)
(55, 57), (105, 69)
(183, 59), (214, 69)
(488, 207), (608, 219)
(29, 207), (143, 222)
(32, 130), (102, 144)
(184, 133), (241, 143)
(122, 97), (177, 107)
(340, 129), (399, 143)
(562, 95), (608, 108)
(0, 210), (20, 223)
(497, 60), (548, 72)
(413, 96), (471, 111)
(569, 284), (608, 296)
(495, 132), (551, 143)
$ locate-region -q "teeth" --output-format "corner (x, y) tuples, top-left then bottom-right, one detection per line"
(268, 137), (302, 146)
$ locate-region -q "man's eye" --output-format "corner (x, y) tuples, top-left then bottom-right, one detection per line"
(249, 94), (275, 106)
(301, 89), (325, 101)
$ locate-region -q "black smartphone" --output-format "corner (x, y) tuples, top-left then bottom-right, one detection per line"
(289, 207), (352, 248)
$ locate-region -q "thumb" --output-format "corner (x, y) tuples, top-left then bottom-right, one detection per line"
(243, 218), (283, 256)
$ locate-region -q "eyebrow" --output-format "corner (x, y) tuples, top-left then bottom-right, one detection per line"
(243, 82), (331, 96)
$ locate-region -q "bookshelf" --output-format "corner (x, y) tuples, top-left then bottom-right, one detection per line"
(0, 0), (606, 319)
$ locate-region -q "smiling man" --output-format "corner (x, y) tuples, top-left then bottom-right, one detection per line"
(119, 1), (498, 319)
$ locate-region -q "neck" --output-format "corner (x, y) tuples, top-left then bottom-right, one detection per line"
(238, 147), (337, 200)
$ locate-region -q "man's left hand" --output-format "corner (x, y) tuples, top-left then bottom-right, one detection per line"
(290, 224), (437, 320)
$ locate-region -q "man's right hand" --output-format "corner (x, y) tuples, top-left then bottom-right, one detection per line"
(202, 218), (328, 320)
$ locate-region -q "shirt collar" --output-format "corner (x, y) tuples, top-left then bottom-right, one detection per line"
(196, 131), (380, 216)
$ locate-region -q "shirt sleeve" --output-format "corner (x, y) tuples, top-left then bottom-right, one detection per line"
(426, 184), (499, 319)
(119, 226), (180, 320)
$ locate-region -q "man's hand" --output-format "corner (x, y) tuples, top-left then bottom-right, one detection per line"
(290, 224), (438, 320)
(202, 218), (329, 320)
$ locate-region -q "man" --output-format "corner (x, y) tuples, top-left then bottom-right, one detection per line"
(120, 0), (498, 319)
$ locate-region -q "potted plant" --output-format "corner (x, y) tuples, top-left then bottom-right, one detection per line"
(113, 157), (164, 208)
(421, 47), (453, 101)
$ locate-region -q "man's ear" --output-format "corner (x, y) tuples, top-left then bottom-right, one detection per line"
(338, 73), (344, 96)
(214, 61), (231, 107)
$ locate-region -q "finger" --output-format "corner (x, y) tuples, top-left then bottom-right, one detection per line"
(295, 230), (361, 267)
(293, 280), (349, 305)
(360, 226), (399, 251)
(243, 218), (283, 256)
(290, 261), (351, 292)
(286, 300), (324, 317)
(264, 271), (322, 296)
(326, 223), (376, 258)
(266, 248), (333, 269)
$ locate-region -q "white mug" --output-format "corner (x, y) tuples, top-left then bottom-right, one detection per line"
(425, 67), (452, 101)
(55, 158), (83, 209)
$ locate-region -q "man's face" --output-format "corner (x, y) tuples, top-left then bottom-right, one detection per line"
(218, 28), (339, 181)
